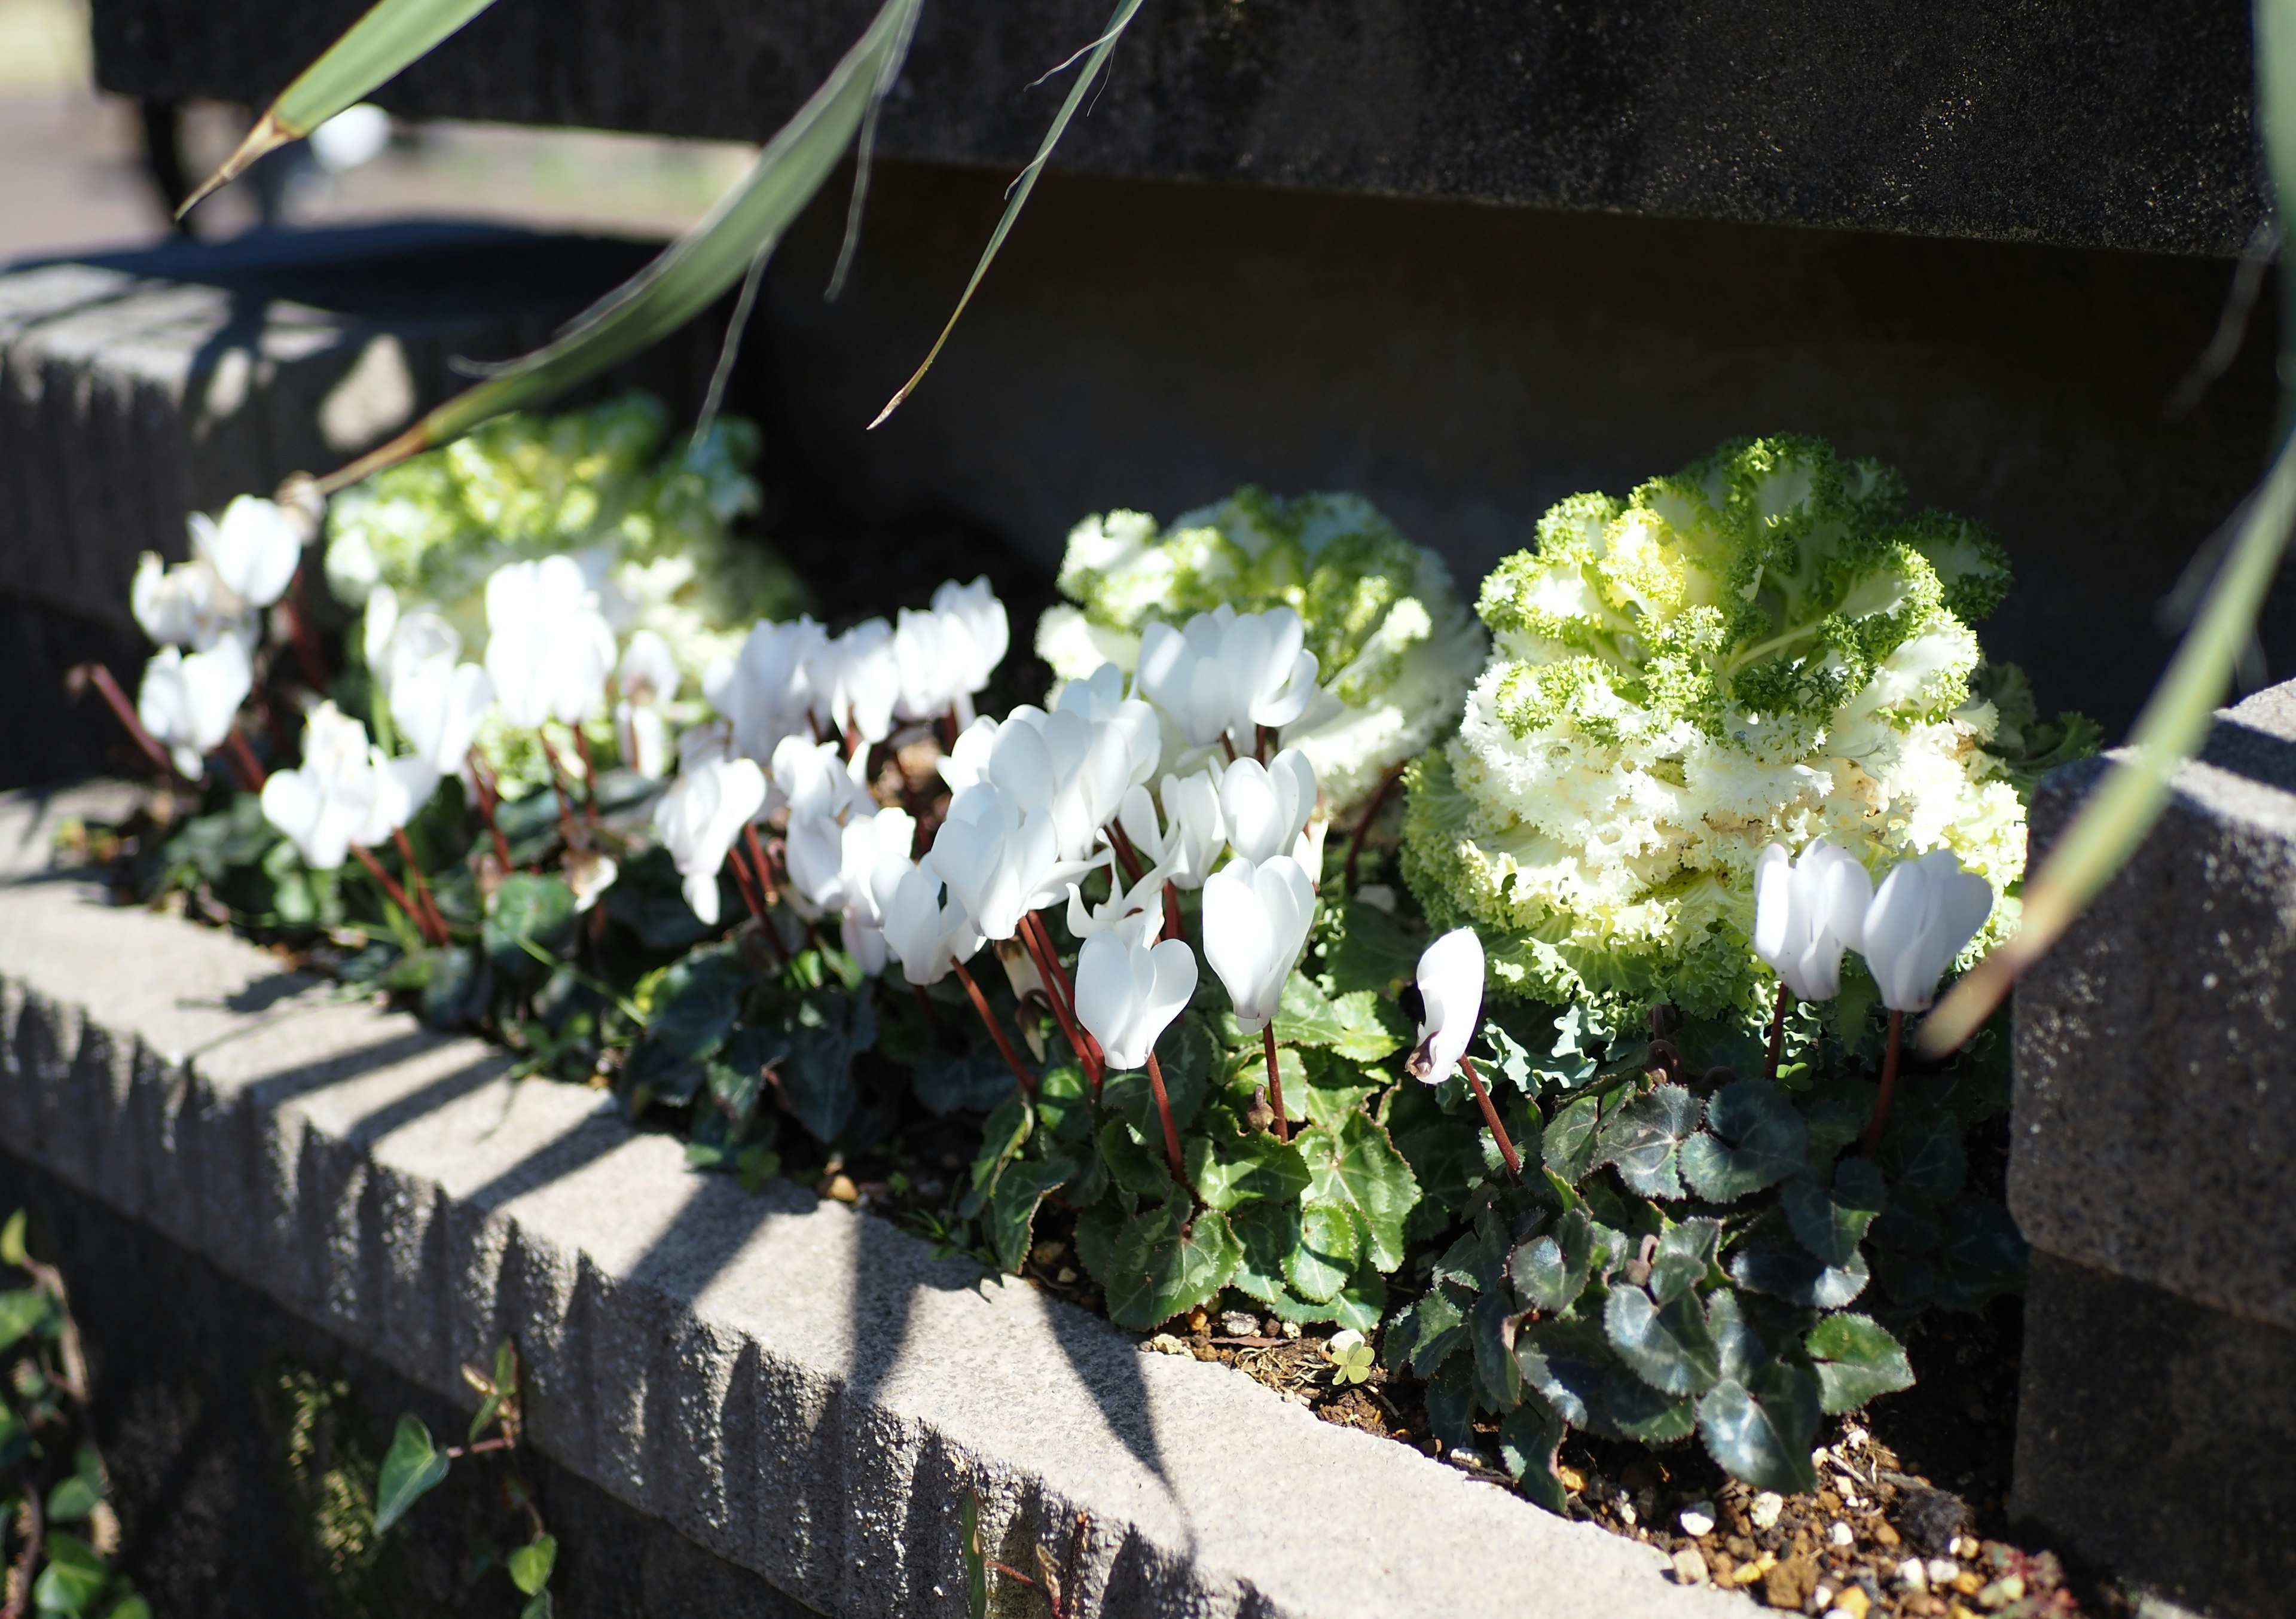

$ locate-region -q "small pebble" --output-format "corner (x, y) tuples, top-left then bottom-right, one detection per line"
(1842, 1425), (1868, 1447)
(1219, 1310), (1259, 1336)
(1281, 1320), (1302, 1339)
(1055, 1266), (1078, 1284)
(1445, 1447), (1488, 1473)
(1678, 1502), (1717, 1539)
(1897, 1559), (1929, 1593)
(1812, 1584), (1836, 1612)
(1671, 1549), (1708, 1586)
(1833, 1589), (1872, 1619)
(1144, 1333), (1190, 1355)
(1617, 1501), (1637, 1527)
(1751, 1492), (1785, 1529)
(1977, 1575), (2026, 1609)
(1954, 1536), (1981, 1559)
(1829, 1522), (1854, 1548)
(824, 1174), (859, 1203)
(1927, 1559), (1961, 1588)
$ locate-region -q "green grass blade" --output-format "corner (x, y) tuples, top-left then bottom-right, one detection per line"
(870, 0), (1145, 428)
(316, 0), (921, 494)
(1923, 0), (2296, 1054)
(179, 0), (498, 216)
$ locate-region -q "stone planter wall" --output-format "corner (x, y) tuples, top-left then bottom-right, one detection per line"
(0, 783), (1723, 1619)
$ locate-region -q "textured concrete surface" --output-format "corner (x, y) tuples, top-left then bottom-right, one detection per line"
(2011, 1253), (2295, 1619)
(0, 782), (1735, 1619)
(92, 0), (2267, 255)
(2013, 682), (2296, 1333)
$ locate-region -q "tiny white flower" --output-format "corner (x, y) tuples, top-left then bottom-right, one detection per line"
(188, 495), (304, 610)
(1405, 927), (1484, 1083)
(1073, 930), (1198, 1071)
(1200, 853), (1317, 1034)
(1218, 748), (1318, 865)
(483, 557), (617, 729)
(1752, 839), (1874, 1003)
(137, 639), (253, 778)
(652, 752), (769, 927)
(1860, 850), (1994, 1013)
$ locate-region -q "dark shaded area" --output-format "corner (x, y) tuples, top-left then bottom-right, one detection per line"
(2011, 1251), (2296, 1619)
(741, 159), (2287, 735)
(0, 1146), (823, 1619)
(91, 0), (2267, 254)
(0, 595), (161, 789)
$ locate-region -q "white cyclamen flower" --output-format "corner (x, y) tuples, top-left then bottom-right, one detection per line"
(188, 494), (304, 610)
(927, 781), (1094, 942)
(1752, 838), (1875, 1003)
(1860, 849), (1995, 1013)
(391, 657), (495, 779)
(131, 553), (253, 653)
(1217, 748), (1318, 865)
(936, 703), (1145, 863)
(1065, 857), (1173, 953)
(934, 576), (1009, 720)
(259, 702), (427, 869)
(1115, 771), (1225, 889)
(1135, 606), (1320, 749)
(364, 586), (462, 699)
(1405, 927), (1484, 1083)
(483, 557), (618, 729)
(877, 860), (984, 985)
(832, 808), (917, 974)
(1073, 930), (1198, 1071)
(1200, 853), (1317, 1034)
(615, 629), (680, 778)
(138, 639), (254, 778)
(807, 617), (900, 747)
(704, 616), (826, 764)
(652, 752), (770, 927)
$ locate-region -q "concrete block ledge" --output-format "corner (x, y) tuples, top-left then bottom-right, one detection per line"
(0, 784), (1726, 1619)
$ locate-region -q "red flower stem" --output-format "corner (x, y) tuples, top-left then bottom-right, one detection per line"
(743, 823), (783, 906)
(1220, 734), (1238, 762)
(351, 842), (430, 939)
(1256, 724), (1272, 762)
(942, 703), (960, 752)
(391, 826), (449, 945)
(467, 752), (515, 870)
(1459, 1055), (1522, 1177)
(1764, 981), (1790, 1085)
(72, 662), (179, 781)
(224, 729), (267, 792)
(572, 728), (603, 824)
(1342, 763), (1406, 891)
(1162, 879), (1183, 944)
(1144, 1050), (1187, 1180)
(1107, 820), (1147, 885)
(953, 958), (1036, 1098)
(726, 843), (768, 924)
(286, 568), (330, 691)
(1261, 1024), (1290, 1144)
(1861, 1010), (1907, 1156)
(536, 734), (580, 847)
(1021, 912), (1100, 1089)
(735, 839), (792, 967)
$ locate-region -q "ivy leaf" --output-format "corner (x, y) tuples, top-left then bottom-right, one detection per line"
(1, 1208), (25, 1266)
(1650, 1217), (1723, 1303)
(45, 1473), (100, 1523)
(420, 943), (488, 1029)
(1782, 1157), (1887, 1267)
(1882, 1110), (1970, 1207)
(1509, 1209), (1593, 1314)
(1470, 1290), (1522, 1410)
(1433, 1214), (1510, 1294)
(1226, 1198), (1300, 1305)
(483, 873), (578, 985)
(1605, 1364), (1697, 1444)
(1678, 1079), (1807, 1202)
(1296, 1112), (1420, 1273)
(1729, 1239), (1872, 1310)
(1697, 1361), (1822, 1494)
(1543, 1091), (1605, 1181)
(1930, 1199), (2029, 1312)
(1103, 1205), (1241, 1330)
(603, 846), (715, 951)
(1596, 1084), (1700, 1200)
(374, 1413), (451, 1534)
(30, 1533), (109, 1616)
(1605, 1284), (1722, 1396)
(1284, 1201), (1363, 1303)
(1806, 1313), (1916, 1413)
(989, 1156), (1077, 1273)
(1499, 1401), (1569, 1514)
(521, 1595), (552, 1619)
(508, 1535), (558, 1596)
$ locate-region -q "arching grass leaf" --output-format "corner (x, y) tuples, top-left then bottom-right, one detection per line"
(1596, 1083), (1701, 1199)
(1605, 1283), (1722, 1396)
(1806, 1313), (1915, 1413)
(1678, 1079), (1807, 1202)
(1103, 1205), (1240, 1329)
(374, 1413), (450, 1533)
(1781, 1156), (1888, 1267)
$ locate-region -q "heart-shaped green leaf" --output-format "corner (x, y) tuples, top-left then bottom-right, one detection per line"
(484, 873), (578, 984)
(1727, 1240), (1871, 1309)
(1189, 1133), (1310, 1212)
(1606, 1364), (1697, 1443)
(1098, 1117), (1174, 1199)
(1678, 1079), (1807, 1202)
(1296, 1112), (1420, 1273)
(1226, 1198), (1301, 1306)
(0, 1288), (56, 1352)
(1605, 1284), (1722, 1396)
(374, 1414), (451, 1534)
(1929, 1198), (2029, 1312)
(1650, 1217), (1723, 1302)
(1509, 1209), (1593, 1313)
(1275, 972), (1347, 1045)
(1596, 1085), (1700, 1199)
(1499, 1402), (1569, 1513)
(31, 1532), (109, 1615)
(989, 1156), (1077, 1273)
(1104, 1206), (1241, 1330)
(1806, 1312), (1916, 1413)
(1880, 1111), (1968, 1206)
(1514, 1316), (1622, 1440)
(1697, 1363), (1822, 1493)
(1470, 1290), (1522, 1410)
(1327, 989), (1410, 1061)
(1781, 1156), (1887, 1267)
(1543, 1090), (1605, 1181)
(508, 1534), (558, 1596)
(1284, 1201), (1363, 1303)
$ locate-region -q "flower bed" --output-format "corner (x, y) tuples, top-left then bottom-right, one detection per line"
(73, 410), (2112, 1615)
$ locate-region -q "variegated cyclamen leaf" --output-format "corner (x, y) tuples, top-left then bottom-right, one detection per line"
(1781, 1156), (1887, 1267)
(1103, 1205), (1241, 1329)
(1543, 1090), (1605, 1181)
(1595, 1084), (1700, 1199)
(1728, 1239), (1871, 1310)
(1605, 1283), (1721, 1396)
(1649, 1217), (1724, 1303)
(1806, 1313), (1916, 1413)
(1677, 1079), (1806, 1202)
(1697, 1363), (1822, 1494)
(1605, 1364), (1697, 1444)
(1470, 1290), (1522, 1410)
(1500, 1401), (1569, 1514)
(1514, 1317), (1621, 1440)
(1509, 1208), (1593, 1313)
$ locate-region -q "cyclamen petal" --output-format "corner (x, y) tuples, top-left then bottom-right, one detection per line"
(1860, 849), (1993, 1013)
(1407, 927), (1484, 1083)
(1752, 838), (1874, 1003)
(188, 494), (304, 609)
(652, 754), (769, 928)
(484, 557), (617, 728)
(1074, 931), (1198, 1071)
(1200, 853), (1317, 1034)
(138, 639), (254, 778)
(1218, 747), (1317, 864)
